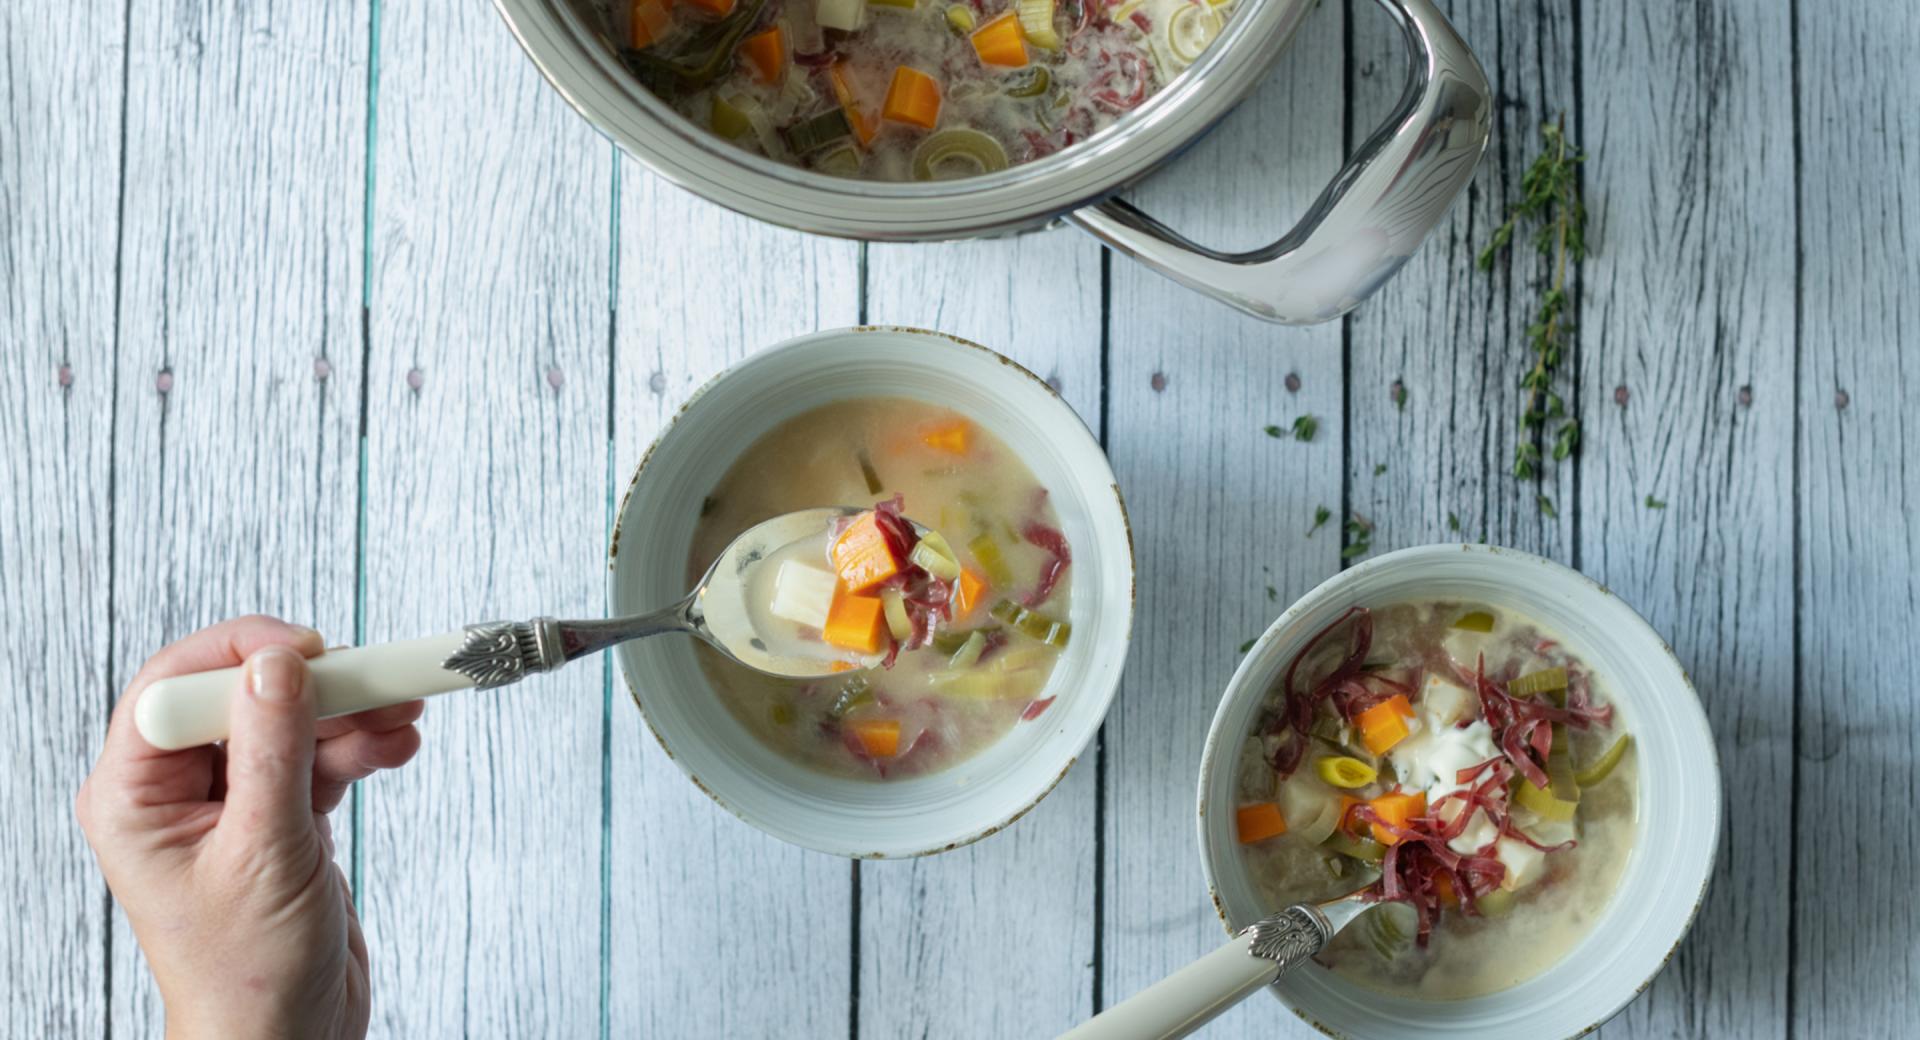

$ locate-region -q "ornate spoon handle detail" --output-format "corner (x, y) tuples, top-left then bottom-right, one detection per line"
(1054, 904), (1333, 1040)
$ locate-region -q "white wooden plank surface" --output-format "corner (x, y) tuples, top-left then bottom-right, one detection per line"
(606, 177), (863, 1037)
(861, 230), (1104, 1036)
(359, 0), (608, 1034)
(1577, 2), (1797, 1037)
(1793, 2), (1920, 1035)
(7, 0), (1920, 1034)
(1347, 0), (1575, 556)
(104, 0), (369, 1034)
(1099, 3), (1348, 1035)
(0, 0), (120, 1033)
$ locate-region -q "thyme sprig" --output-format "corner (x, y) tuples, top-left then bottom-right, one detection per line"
(1480, 116), (1587, 487)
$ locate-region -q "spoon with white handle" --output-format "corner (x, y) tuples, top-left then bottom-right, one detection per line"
(136, 506), (895, 751)
(1055, 885), (1377, 1040)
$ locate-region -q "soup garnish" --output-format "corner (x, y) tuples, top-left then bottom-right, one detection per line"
(1236, 602), (1635, 998)
(693, 398), (1073, 779)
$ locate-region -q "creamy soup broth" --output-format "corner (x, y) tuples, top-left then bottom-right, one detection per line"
(1235, 602), (1637, 999)
(690, 397), (1072, 779)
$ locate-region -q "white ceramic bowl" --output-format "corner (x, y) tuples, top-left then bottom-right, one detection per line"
(609, 326), (1134, 858)
(1197, 544), (1719, 1039)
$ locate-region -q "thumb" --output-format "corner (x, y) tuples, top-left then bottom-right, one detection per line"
(219, 645), (318, 849)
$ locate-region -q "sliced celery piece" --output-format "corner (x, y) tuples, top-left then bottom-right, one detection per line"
(968, 532), (1015, 586)
(1322, 831), (1387, 863)
(948, 630), (988, 670)
(1451, 610), (1496, 633)
(989, 599), (1069, 647)
(1508, 667), (1568, 698)
(1574, 734), (1631, 787)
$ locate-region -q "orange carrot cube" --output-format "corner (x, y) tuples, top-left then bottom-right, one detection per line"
(628, 0), (673, 48)
(830, 512), (904, 593)
(920, 418), (971, 455)
(740, 25), (787, 84)
(822, 586), (888, 653)
(849, 718), (902, 758)
(970, 12), (1029, 68)
(681, 0), (733, 15)
(881, 66), (942, 129)
(1366, 789), (1427, 846)
(1235, 803), (1288, 844)
(954, 567), (988, 618)
(1355, 694), (1414, 755)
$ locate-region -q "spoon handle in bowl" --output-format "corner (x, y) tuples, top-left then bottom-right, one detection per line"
(1054, 906), (1329, 1040)
(133, 619), (567, 751)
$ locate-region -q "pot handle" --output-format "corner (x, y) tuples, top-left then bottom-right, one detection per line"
(1067, 0), (1491, 325)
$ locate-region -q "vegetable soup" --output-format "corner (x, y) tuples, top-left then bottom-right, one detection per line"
(1234, 603), (1636, 999)
(592, 0), (1233, 179)
(690, 397), (1073, 779)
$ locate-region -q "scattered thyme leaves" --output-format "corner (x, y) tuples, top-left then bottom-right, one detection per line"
(1341, 513), (1374, 560)
(1373, 463), (1387, 476)
(1447, 511), (1461, 532)
(1645, 494), (1667, 509)
(1238, 637), (1258, 654)
(1266, 586), (1277, 601)
(1292, 415), (1319, 442)
(1482, 115), (1589, 505)
(1538, 495), (1558, 518)
(1308, 505), (1332, 536)
(1263, 424), (1284, 438)
(1391, 381), (1408, 411)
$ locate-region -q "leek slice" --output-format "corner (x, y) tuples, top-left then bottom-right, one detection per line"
(816, 0), (866, 30)
(880, 588), (913, 641)
(710, 95), (752, 139)
(1007, 66), (1051, 98)
(1515, 724), (1581, 821)
(968, 532), (1015, 586)
(1280, 779), (1343, 846)
(911, 128), (1011, 181)
(1365, 903), (1418, 960)
(1451, 610), (1496, 633)
(1474, 888), (1516, 917)
(910, 530), (961, 580)
(989, 599), (1070, 647)
(1165, 2), (1220, 65)
(945, 5), (975, 33)
(827, 677), (874, 719)
(781, 108), (853, 156)
(948, 630), (988, 669)
(1574, 734), (1631, 787)
(1315, 756), (1378, 789)
(1323, 831), (1387, 863)
(869, 0), (916, 9)
(1508, 667), (1568, 698)
(928, 670), (1005, 698)
(1016, 0), (1060, 49)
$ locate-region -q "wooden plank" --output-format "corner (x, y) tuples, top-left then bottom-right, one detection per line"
(605, 174), (862, 1037)
(859, 231), (1104, 1036)
(0, 0), (122, 1032)
(105, 0), (369, 1034)
(1576, 1), (1796, 1036)
(358, 0), (608, 1034)
(1346, 0), (1576, 555)
(1793, 3), (1920, 1035)
(1099, 4), (1347, 1035)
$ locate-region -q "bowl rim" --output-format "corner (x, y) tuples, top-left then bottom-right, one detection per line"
(607, 325), (1136, 857)
(1193, 543), (1721, 1037)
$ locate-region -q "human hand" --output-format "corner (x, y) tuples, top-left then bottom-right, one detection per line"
(76, 616), (424, 1040)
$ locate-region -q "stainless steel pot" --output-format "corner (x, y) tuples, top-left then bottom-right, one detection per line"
(495, 0), (1490, 324)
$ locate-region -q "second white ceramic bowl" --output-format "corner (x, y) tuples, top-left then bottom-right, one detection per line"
(609, 326), (1134, 858)
(1197, 544), (1719, 1038)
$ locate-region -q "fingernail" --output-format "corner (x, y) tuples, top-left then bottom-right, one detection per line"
(288, 624), (323, 648)
(248, 646), (307, 703)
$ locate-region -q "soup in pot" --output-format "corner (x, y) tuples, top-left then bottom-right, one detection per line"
(690, 397), (1073, 779)
(593, 0), (1234, 179)
(1233, 602), (1636, 999)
